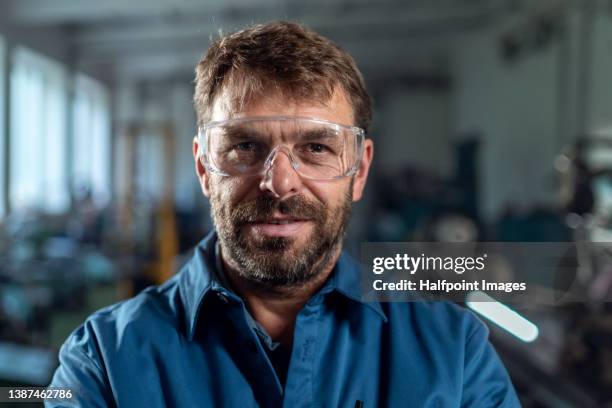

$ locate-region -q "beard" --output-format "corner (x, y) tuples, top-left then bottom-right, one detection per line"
(209, 183), (353, 290)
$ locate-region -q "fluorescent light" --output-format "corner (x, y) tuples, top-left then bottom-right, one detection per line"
(466, 291), (539, 343)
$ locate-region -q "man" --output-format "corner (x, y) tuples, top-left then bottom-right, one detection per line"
(48, 21), (520, 407)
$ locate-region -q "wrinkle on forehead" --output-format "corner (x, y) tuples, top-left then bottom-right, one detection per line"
(210, 85), (355, 126)
(223, 119), (340, 145)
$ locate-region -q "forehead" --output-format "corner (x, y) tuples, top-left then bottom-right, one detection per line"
(210, 87), (355, 127)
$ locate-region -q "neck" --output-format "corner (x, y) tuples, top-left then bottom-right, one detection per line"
(220, 245), (341, 349)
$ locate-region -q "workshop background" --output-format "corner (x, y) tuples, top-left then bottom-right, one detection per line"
(0, 0), (611, 406)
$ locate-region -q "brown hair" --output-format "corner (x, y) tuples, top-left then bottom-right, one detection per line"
(193, 21), (372, 132)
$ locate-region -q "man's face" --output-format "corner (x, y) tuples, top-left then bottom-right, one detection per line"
(194, 89), (373, 290)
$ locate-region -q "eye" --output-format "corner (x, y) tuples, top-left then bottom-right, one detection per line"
(305, 143), (328, 154)
(235, 141), (257, 151)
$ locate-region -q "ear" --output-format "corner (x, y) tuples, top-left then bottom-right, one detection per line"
(352, 138), (373, 202)
(193, 136), (211, 197)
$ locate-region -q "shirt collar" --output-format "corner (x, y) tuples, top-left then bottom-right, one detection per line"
(320, 249), (387, 321)
(180, 231), (387, 340)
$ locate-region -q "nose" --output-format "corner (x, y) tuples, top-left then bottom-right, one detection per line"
(259, 146), (303, 199)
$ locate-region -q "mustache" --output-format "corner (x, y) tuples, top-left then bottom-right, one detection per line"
(230, 195), (326, 224)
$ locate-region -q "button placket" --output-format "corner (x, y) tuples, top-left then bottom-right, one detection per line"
(282, 303), (321, 408)
(223, 299), (284, 406)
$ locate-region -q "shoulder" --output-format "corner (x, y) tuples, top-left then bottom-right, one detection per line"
(60, 233), (218, 361)
(382, 300), (488, 347)
(61, 272), (185, 361)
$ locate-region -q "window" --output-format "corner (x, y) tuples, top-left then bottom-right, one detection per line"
(0, 36), (5, 217)
(10, 47), (68, 213)
(72, 74), (111, 205)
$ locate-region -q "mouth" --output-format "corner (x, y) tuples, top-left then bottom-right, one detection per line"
(244, 216), (312, 238)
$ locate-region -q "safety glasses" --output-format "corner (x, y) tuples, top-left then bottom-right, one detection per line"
(197, 116), (365, 180)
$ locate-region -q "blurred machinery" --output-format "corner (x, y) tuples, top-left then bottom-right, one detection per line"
(369, 138), (483, 243)
(555, 137), (612, 405)
(0, 209), (118, 386)
(0, 145), (207, 386)
(369, 134), (612, 406)
(481, 137), (612, 407)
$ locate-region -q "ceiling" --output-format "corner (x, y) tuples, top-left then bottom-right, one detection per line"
(0, 0), (566, 84)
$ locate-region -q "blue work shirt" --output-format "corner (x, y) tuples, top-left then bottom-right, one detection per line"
(48, 232), (520, 407)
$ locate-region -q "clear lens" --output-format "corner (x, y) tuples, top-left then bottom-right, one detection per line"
(200, 117), (364, 180)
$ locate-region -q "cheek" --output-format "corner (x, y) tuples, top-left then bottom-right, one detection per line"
(210, 176), (259, 208)
(306, 180), (352, 212)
